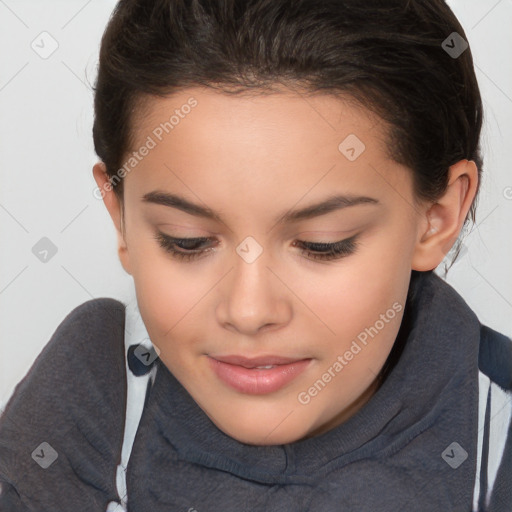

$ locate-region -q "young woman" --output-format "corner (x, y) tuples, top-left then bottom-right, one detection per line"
(1, 1), (510, 510)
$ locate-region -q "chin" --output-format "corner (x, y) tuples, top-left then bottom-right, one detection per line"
(209, 410), (313, 446)
(228, 426), (305, 446)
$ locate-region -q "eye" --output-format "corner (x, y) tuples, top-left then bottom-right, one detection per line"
(154, 232), (215, 262)
(292, 234), (359, 261)
(154, 231), (360, 262)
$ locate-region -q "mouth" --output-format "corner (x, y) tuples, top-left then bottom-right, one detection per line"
(207, 354), (312, 395)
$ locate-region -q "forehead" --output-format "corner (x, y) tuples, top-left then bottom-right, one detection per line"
(132, 85), (385, 150)
(122, 86), (409, 215)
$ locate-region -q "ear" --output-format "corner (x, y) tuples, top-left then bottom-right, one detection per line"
(411, 159), (478, 272)
(92, 162), (132, 275)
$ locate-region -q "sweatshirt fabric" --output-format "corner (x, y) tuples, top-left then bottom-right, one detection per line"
(0, 270), (511, 511)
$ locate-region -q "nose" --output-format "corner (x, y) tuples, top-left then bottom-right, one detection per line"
(216, 246), (291, 336)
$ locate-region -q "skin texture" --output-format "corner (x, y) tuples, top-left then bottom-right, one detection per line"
(93, 86), (478, 445)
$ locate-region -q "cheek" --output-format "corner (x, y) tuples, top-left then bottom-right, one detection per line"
(129, 250), (215, 375)
(128, 244), (189, 336)
(346, 222), (415, 304)
(289, 232), (410, 365)
(295, 255), (406, 339)
(135, 269), (199, 341)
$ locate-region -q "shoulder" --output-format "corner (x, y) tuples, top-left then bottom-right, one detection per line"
(474, 324), (512, 510)
(414, 272), (512, 509)
(478, 323), (512, 391)
(420, 271), (512, 386)
(7, 297), (128, 408)
(45, 296), (126, 354)
(0, 297), (128, 509)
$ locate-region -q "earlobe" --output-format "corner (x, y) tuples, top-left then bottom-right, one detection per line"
(412, 159), (478, 272)
(117, 231), (132, 276)
(92, 162), (132, 275)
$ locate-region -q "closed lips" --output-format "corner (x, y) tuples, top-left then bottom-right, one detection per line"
(207, 355), (313, 394)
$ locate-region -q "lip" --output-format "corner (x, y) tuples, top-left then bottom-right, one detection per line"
(207, 354), (312, 395)
(210, 354), (308, 368)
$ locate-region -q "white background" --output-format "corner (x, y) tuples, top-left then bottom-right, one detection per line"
(1, 0), (511, 412)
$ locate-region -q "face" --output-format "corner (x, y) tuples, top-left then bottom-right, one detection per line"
(95, 86), (434, 445)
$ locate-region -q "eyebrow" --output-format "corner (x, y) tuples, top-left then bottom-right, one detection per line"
(141, 190), (380, 225)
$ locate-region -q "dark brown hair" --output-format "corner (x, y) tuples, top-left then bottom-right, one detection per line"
(92, 0), (483, 271)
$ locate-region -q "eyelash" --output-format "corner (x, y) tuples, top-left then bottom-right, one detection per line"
(154, 231), (359, 262)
